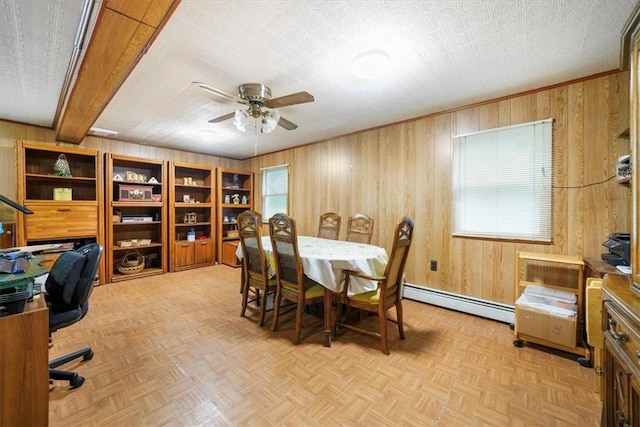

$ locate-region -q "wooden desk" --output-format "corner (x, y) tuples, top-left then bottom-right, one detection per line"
(0, 295), (49, 426)
(584, 257), (624, 278)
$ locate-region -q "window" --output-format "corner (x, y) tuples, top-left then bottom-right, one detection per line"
(262, 164), (289, 220)
(452, 118), (553, 241)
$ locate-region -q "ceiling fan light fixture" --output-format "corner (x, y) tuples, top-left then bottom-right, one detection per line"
(198, 81), (312, 133)
(233, 109), (250, 131)
(351, 50), (389, 80)
(233, 108), (280, 134)
(261, 109), (280, 134)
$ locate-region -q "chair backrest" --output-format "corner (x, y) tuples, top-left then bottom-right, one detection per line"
(317, 212), (341, 240)
(346, 214), (374, 244)
(269, 213), (305, 293)
(45, 243), (103, 311)
(238, 210), (269, 282)
(380, 216), (414, 300)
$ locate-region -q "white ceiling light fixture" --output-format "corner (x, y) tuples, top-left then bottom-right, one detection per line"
(232, 107), (280, 134)
(233, 109), (250, 132)
(88, 126), (118, 137)
(351, 50), (390, 80)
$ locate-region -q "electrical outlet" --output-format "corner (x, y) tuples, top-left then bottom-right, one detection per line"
(430, 260), (437, 271)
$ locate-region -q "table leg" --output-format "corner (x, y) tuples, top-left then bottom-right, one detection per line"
(323, 289), (332, 347)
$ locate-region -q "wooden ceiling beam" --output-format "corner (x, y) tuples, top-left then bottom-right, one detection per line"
(56, 0), (179, 143)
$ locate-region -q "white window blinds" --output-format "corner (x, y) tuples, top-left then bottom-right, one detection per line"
(452, 118), (553, 241)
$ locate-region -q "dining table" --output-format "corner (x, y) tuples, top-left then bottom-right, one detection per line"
(236, 235), (389, 346)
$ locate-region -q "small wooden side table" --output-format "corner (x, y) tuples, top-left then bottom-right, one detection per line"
(222, 240), (242, 267)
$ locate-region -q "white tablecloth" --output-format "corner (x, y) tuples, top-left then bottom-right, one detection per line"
(236, 236), (388, 295)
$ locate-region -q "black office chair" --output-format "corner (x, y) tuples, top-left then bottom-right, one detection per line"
(46, 243), (102, 389)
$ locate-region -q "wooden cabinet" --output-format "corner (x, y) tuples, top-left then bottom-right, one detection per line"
(168, 162), (215, 271)
(0, 297), (48, 426)
(513, 251), (589, 359)
(216, 168), (252, 266)
(25, 204), (99, 239)
(105, 154), (166, 283)
(0, 222), (15, 249)
(222, 240), (241, 267)
(603, 274), (640, 426)
(602, 10), (640, 424)
(628, 6), (639, 295)
(172, 239), (214, 269)
(15, 141), (105, 284)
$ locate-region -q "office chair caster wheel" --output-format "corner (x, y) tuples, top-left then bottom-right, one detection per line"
(513, 339), (524, 348)
(577, 357), (592, 368)
(69, 374), (84, 389)
(83, 350), (94, 361)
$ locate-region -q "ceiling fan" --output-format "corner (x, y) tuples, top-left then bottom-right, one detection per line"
(192, 82), (314, 133)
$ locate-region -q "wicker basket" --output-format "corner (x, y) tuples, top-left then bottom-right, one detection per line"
(226, 229), (239, 239)
(117, 250), (145, 275)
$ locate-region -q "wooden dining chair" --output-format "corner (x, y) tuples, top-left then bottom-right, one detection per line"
(317, 212), (341, 240)
(269, 213), (325, 344)
(336, 216), (414, 354)
(238, 210), (277, 327)
(345, 213), (374, 244)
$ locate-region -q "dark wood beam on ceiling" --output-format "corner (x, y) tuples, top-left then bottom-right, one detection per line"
(55, 0), (180, 144)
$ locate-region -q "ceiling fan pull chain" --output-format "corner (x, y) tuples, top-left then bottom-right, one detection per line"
(254, 121), (259, 156)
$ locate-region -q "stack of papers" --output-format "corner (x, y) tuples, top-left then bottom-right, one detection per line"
(616, 265), (631, 274)
(517, 285), (577, 317)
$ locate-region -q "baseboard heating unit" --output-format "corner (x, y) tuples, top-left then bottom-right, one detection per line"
(403, 284), (515, 324)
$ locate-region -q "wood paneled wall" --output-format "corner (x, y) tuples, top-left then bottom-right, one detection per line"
(0, 71), (631, 305)
(247, 71), (632, 305)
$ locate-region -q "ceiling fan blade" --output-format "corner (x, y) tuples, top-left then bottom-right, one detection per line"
(192, 81), (246, 104)
(277, 116), (298, 130)
(208, 111), (236, 123)
(265, 91), (314, 108)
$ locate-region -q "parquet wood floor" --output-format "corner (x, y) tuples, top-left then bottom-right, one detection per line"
(48, 265), (601, 426)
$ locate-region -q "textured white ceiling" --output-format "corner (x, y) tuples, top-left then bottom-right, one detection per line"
(1, 0), (638, 159)
(0, 0), (86, 127)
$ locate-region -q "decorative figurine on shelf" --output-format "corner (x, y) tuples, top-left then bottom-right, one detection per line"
(241, 195), (247, 204)
(54, 154), (72, 177)
(232, 174), (240, 188)
(184, 212), (196, 223)
(232, 194), (240, 204)
(224, 194), (230, 204)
